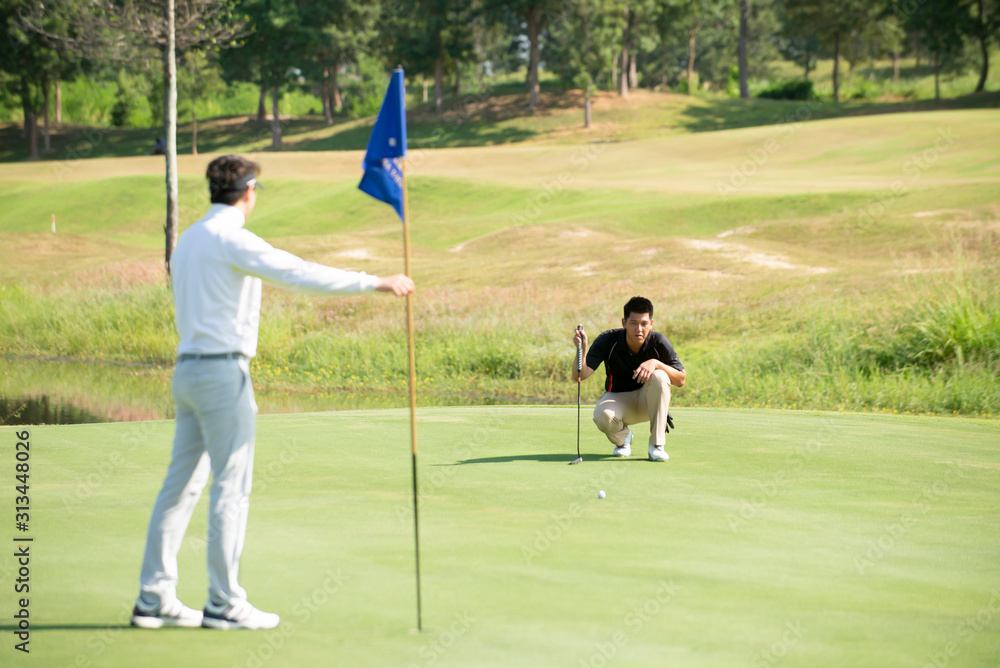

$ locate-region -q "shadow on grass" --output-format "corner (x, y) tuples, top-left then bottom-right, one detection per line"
(449, 453), (629, 465)
(4, 89), (996, 163)
(676, 90), (1000, 133)
(0, 624), (196, 631)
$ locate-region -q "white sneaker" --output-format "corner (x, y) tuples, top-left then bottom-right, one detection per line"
(648, 445), (669, 462)
(613, 427), (633, 457)
(130, 599), (203, 628)
(202, 600), (280, 630)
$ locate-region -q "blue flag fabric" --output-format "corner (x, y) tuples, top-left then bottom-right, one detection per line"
(359, 69), (408, 221)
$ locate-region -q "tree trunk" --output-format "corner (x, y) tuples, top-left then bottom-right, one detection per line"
(611, 52), (618, 90)
(527, 5), (541, 110)
(423, 77), (428, 103)
(584, 88), (591, 128)
(629, 54), (637, 89)
(322, 68), (333, 124)
(19, 74), (40, 163)
(933, 52), (940, 102)
(20, 76), (29, 140)
(975, 0), (988, 92)
(28, 111), (39, 161)
(687, 27), (697, 92)
(192, 106), (198, 155)
(454, 61), (461, 95)
(434, 56), (443, 114)
(164, 0), (180, 275)
(271, 87), (282, 149)
(619, 7), (630, 97)
(257, 80), (267, 121)
(42, 72), (51, 153)
(893, 52), (900, 83)
(331, 65), (342, 112)
(54, 79), (61, 125)
(832, 31), (841, 102)
(738, 0), (749, 98)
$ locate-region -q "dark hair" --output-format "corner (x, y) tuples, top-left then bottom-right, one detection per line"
(623, 296), (654, 320)
(206, 154), (261, 205)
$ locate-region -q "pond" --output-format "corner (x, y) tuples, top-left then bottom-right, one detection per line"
(0, 357), (538, 425)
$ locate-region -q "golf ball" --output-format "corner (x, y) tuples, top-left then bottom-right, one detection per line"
(598, 490), (606, 499)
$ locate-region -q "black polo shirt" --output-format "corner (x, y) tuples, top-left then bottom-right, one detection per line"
(586, 329), (684, 393)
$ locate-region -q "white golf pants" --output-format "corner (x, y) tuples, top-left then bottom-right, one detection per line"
(593, 369), (672, 447)
(138, 356), (257, 609)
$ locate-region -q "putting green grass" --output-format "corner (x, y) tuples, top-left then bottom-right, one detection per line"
(2, 408), (998, 667)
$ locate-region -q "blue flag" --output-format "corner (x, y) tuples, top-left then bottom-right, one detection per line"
(359, 69), (408, 221)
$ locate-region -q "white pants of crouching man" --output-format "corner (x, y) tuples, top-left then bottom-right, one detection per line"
(593, 369), (672, 447)
(138, 356), (257, 609)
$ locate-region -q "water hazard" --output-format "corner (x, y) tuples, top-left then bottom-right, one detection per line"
(0, 357), (535, 425)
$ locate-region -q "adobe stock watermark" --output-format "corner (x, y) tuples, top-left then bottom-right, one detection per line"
(919, 589), (1000, 668)
(509, 123), (622, 227)
(717, 101), (825, 197)
(184, 441), (299, 555)
(406, 611), (476, 668)
(577, 580), (680, 668)
(750, 621), (808, 668)
(727, 416), (835, 532)
(59, 450), (127, 510)
(51, 128), (107, 181)
(242, 569), (350, 668)
(395, 407), (514, 527)
(521, 463), (628, 564)
(53, 601), (133, 668)
(854, 462), (969, 575)
(854, 127), (957, 230)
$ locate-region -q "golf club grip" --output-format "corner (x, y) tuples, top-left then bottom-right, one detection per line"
(576, 325), (583, 372)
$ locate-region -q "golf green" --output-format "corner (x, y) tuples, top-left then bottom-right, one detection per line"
(1, 407), (998, 667)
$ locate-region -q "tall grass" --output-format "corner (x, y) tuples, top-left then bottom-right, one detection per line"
(1, 260), (997, 416)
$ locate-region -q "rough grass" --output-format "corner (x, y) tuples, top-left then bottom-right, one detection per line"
(0, 110), (998, 419)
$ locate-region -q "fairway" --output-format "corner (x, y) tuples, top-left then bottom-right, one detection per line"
(2, 407), (998, 667)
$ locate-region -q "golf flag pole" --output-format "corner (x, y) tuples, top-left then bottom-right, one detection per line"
(358, 67), (423, 632)
(402, 143), (424, 635)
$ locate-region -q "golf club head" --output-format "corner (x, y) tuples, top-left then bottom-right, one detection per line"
(569, 457), (583, 465)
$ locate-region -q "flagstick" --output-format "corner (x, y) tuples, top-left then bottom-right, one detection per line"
(402, 156), (423, 633)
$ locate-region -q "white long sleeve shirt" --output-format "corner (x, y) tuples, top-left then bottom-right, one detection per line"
(172, 204), (378, 358)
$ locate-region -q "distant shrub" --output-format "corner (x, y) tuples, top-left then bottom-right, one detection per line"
(757, 80), (815, 100)
(341, 55), (387, 119)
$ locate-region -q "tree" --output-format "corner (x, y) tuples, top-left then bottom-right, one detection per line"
(905, 0), (970, 101)
(232, 0), (309, 147)
(1, 0), (85, 160)
(776, 0), (822, 77)
(783, 0), (877, 102)
(970, 0), (999, 92)
(546, 0), (624, 125)
(298, 0), (380, 123)
(668, 0), (730, 92)
(484, 0), (561, 111)
(179, 49), (225, 154)
(738, 0), (749, 97)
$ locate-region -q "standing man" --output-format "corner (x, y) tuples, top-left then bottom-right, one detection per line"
(573, 296), (685, 462)
(131, 155), (414, 631)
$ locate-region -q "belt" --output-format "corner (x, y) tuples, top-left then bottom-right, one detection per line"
(177, 352), (247, 362)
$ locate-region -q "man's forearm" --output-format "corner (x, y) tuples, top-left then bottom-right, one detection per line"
(659, 362), (685, 387)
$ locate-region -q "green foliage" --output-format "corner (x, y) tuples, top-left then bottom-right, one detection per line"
(756, 78), (815, 100)
(860, 282), (1000, 373)
(341, 54), (388, 119)
(110, 69), (157, 128)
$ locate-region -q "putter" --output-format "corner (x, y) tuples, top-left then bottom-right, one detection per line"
(570, 324), (584, 465)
